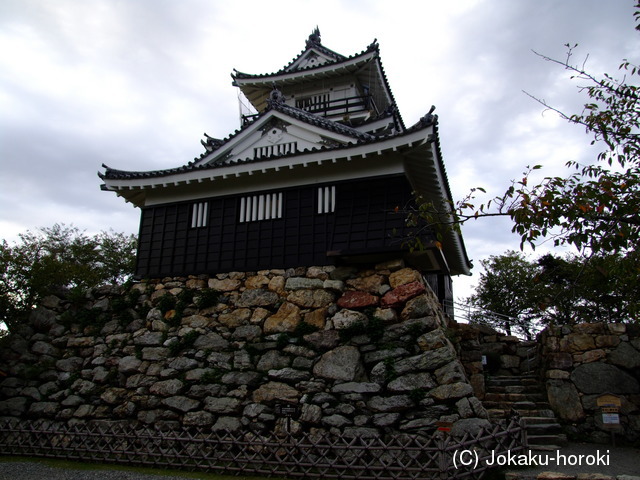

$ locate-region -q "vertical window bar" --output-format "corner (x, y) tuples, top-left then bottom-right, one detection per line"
(239, 197), (246, 223)
(317, 187), (323, 214)
(202, 202), (208, 227)
(196, 203), (203, 227)
(265, 194), (271, 220)
(277, 192), (283, 219)
(324, 186), (330, 214)
(258, 195), (265, 221)
(332, 186), (336, 212)
(251, 195), (258, 221)
(245, 196), (252, 222)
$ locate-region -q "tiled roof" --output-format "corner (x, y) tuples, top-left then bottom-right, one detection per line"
(195, 98), (377, 162)
(99, 105), (437, 182)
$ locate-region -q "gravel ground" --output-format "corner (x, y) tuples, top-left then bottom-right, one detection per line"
(0, 459), (209, 480)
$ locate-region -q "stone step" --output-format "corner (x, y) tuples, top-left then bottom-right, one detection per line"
(483, 400), (551, 410)
(527, 443), (563, 452)
(527, 433), (568, 446)
(484, 384), (543, 394)
(525, 422), (563, 435)
(485, 406), (556, 418)
(521, 415), (560, 424)
(485, 376), (539, 387)
(483, 392), (546, 403)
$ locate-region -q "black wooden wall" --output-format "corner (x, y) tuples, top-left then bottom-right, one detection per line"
(135, 175), (448, 295)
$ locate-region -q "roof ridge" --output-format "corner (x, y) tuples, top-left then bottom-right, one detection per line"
(232, 37), (378, 81)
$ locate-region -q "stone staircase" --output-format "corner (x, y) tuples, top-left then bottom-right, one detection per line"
(482, 374), (567, 450)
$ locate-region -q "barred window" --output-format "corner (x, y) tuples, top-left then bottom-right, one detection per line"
(317, 186), (336, 214)
(239, 192), (283, 222)
(191, 202), (208, 228)
(253, 142), (297, 159)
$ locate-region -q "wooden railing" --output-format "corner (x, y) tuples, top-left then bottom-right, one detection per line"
(241, 95), (374, 126)
(0, 418), (526, 479)
(295, 94), (373, 116)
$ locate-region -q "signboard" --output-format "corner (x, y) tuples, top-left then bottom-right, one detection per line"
(602, 412), (620, 426)
(596, 394), (622, 407)
(275, 403), (298, 417)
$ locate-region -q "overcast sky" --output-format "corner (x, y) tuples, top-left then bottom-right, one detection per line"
(1, 0), (637, 302)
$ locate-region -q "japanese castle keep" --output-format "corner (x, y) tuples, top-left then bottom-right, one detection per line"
(100, 28), (472, 305)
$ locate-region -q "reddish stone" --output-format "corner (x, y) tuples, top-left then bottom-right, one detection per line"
(337, 291), (379, 309)
(380, 281), (426, 309)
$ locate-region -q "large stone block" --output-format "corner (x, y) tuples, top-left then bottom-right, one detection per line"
(0, 397), (29, 416)
(332, 309), (368, 330)
(287, 289), (335, 308)
(571, 363), (640, 394)
(387, 373), (436, 392)
(218, 308), (252, 328)
(133, 331), (164, 346)
(401, 294), (439, 320)
(204, 396), (242, 414)
(208, 278), (241, 292)
(285, 278), (324, 290)
(346, 274), (385, 294)
(264, 302), (301, 334)
(389, 268), (422, 288)
(394, 346), (456, 374)
(183, 411), (215, 426)
(428, 382), (473, 401)
(313, 346), (364, 381)
(608, 342), (640, 370)
(337, 291), (379, 309)
(194, 332), (229, 350)
(237, 289), (279, 307)
(546, 379), (584, 422)
(367, 395), (414, 412)
(56, 356), (84, 372)
(450, 418), (491, 437)
(417, 329), (449, 350)
(252, 381), (299, 403)
(150, 378), (184, 396)
(380, 282), (426, 308)
(561, 333), (595, 352)
(304, 308), (328, 329)
(303, 330), (341, 351)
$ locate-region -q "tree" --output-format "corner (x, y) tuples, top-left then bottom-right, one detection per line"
(536, 251), (640, 324)
(467, 250), (640, 335)
(0, 224), (137, 331)
(410, 2), (640, 256)
(466, 251), (542, 339)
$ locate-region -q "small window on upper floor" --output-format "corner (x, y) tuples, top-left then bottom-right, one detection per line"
(254, 142), (297, 159)
(317, 186), (336, 214)
(191, 202), (208, 228)
(239, 192), (283, 223)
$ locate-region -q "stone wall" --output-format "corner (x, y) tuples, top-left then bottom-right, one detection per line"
(539, 323), (640, 443)
(0, 261), (489, 438)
